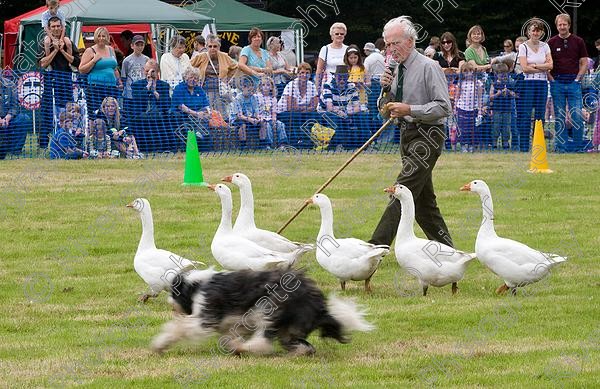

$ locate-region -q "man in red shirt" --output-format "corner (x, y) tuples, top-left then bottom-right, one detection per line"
(547, 13), (589, 152)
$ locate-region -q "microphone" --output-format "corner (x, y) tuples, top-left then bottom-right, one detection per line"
(382, 57), (398, 93)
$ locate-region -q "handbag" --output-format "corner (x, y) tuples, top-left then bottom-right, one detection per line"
(208, 56), (233, 101)
(209, 110), (228, 128)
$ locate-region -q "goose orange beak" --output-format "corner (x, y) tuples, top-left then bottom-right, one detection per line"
(384, 186), (395, 194)
(207, 184), (216, 191)
(305, 198), (314, 205)
(126, 202), (134, 208)
(222, 175), (232, 183)
(460, 183), (471, 191)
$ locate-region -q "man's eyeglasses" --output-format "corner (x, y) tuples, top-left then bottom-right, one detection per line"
(333, 32), (345, 36)
(441, 41), (452, 45)
(504, 45), (512, 48)
(207, 45), (219, 48)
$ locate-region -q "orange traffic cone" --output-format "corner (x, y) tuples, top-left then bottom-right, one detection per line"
(528, 120), (553, 174)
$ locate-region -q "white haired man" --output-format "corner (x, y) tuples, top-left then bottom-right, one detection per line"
(369, 16), (454, 251)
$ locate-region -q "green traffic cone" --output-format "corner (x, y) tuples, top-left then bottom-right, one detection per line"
(183, 130), (208, 186)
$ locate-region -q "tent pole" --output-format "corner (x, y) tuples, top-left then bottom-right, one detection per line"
(296, 28), (304, 65)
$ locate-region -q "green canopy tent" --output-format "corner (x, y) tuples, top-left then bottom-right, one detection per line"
(184, 0), (305, 64)
(17, 0), (214, 69)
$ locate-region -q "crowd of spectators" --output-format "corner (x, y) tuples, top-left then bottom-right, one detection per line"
(2, 7), (600, 159)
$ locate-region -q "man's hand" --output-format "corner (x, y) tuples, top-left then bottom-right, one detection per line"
(380, 68), (393, 89)
(385, 102), (411, 118)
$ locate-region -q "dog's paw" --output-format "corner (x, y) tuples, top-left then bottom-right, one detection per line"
(150, 336), (169, 354)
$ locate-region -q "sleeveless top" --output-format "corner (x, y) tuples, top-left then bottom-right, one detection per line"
(88, 47), (118, 86)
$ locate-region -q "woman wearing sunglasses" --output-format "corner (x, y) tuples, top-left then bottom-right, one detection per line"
(434, 32), (464, 75)
(315, 22), (349, 91)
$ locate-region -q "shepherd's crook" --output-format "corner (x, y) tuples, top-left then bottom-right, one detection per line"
(277, 117), (395, 234)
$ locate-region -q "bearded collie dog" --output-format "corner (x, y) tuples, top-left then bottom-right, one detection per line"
(151, 268), (374, 356)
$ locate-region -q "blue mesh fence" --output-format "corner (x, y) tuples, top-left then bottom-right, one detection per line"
(0, 68), (598, 159)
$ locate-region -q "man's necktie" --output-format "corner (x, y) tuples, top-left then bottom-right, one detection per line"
(395, 64), (404, 102)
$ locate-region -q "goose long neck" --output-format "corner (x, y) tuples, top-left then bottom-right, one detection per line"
(218, 193), (234, 232)
(237, 183), (256, 228)
(317, 201), (335, 240)
(478, 190), (497, 236)
(397, 196), (416, 240)
(139, 206), (156, 251)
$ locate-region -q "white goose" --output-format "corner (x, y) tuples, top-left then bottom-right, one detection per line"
(127, 198), (200, 302)
(461, 180), (567, 294)
(209, 183), (299, 271)
(307, 193), (389, 292)
(222, 173), (314, 259)
(385, 184), (476, 296)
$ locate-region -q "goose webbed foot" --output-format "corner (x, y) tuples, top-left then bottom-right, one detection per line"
(139, 292), (158, 303)
(495, 284), (509, 295)
(340, 281), (346, 291)
(364, 278), (372, 293)
(422, 285), (428, 296)
(451, 282), (458, 295)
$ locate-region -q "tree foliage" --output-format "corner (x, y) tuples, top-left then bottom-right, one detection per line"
(1, 0), (597, 55)
(0, 0), (45, 32)
(266, 0), (598, 55)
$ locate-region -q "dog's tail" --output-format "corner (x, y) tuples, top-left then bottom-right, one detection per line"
(320, 295), (374, 343)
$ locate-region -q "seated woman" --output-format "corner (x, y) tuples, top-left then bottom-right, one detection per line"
(97, 96), (142, 158)
(171, 66), (213, 152)
(277, 62), (319, 148)
(229, 77), (263, 150)
(318, 64), (369, 149)
(49, 111), (88, 159)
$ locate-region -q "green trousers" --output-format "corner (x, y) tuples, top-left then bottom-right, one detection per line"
(370, 124), (453, 247)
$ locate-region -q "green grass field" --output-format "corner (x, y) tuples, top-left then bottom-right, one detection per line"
(0, 152), (598, 388)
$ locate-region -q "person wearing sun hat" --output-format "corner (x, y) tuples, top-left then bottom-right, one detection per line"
(318, 64), (369, 149)
(364, 42), (386, 79)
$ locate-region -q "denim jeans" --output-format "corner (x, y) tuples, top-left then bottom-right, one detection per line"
(517, 79), (548, 152)
(263, 120), (288, 147)
(492, 111), (512, 149)
(550, 80), (584, 152)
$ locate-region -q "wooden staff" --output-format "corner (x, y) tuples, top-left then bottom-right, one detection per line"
(277, 117), (395, 234)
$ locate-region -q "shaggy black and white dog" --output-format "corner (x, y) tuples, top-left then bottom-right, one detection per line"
(152, 268), (374, 356)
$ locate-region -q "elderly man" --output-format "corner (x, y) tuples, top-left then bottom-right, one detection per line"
(369, 16), (453, 250)
(130, 59), (172, 152)
(548, 13), (589, 152)
(0, 76), (31, 159)
(131, 59), (171, 115)
(318, 64), (369, 149)
(37, 15), (80, 149)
